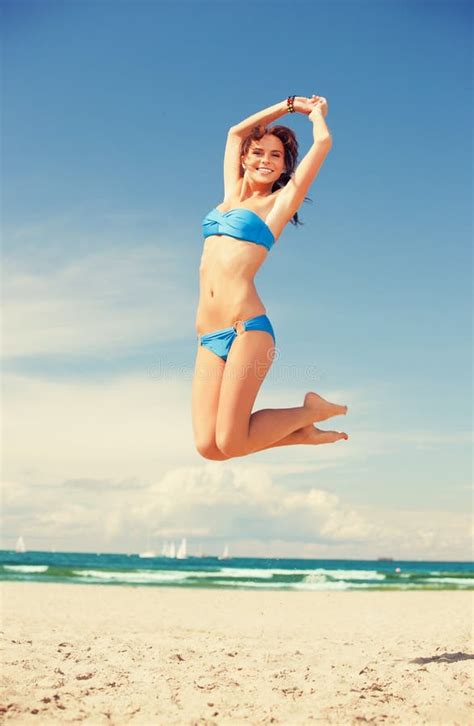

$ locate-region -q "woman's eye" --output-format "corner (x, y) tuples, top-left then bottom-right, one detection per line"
(253, 150), (280, 157)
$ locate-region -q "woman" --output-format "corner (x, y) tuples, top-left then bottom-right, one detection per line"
(192, 94), (348, 460)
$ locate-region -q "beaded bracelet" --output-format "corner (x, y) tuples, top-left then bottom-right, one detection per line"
(287, 95), (295, 113)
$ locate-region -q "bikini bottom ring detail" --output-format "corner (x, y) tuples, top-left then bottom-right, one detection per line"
(198, 313), (276, 362)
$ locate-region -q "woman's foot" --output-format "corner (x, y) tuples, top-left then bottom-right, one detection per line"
(300, 423), (348, 445)
(303, 391), (348, 422)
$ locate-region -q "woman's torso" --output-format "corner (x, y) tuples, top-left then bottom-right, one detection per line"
(195, 182), (286, 335)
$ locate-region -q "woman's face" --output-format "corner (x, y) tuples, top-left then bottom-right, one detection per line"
(241, 135), (286, 184)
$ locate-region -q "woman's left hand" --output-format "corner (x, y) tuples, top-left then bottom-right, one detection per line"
(293, 95), (322, 115)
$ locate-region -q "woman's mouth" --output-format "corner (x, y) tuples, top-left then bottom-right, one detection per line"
(257, 168), (272, 175)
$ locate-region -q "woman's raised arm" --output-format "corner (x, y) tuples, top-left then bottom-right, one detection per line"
(229, 96), (319, 136)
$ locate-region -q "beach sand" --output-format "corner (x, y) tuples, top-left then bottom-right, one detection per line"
(1, 582), (472, 724)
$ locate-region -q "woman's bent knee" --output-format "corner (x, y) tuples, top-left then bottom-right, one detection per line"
(195, 440), (229, 460)
(215, 432), (248, 459)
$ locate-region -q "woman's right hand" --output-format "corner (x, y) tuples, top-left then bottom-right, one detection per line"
(308, 96), (329, 120)
(293, 95), (322, 115)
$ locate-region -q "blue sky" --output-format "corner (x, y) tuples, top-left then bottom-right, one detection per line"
(2, 0), (472, 560)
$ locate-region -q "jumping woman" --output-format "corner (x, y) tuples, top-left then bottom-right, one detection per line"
(192, 94), (349, 460)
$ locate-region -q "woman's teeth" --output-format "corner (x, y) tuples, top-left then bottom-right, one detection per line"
(258, 169), (272, 174)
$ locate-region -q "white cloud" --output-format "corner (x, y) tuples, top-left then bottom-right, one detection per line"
(125, 462), (378, 543)
(2, 462), (472, 561)
(2, 239), (195, 358)
(2, 372), (195, 484)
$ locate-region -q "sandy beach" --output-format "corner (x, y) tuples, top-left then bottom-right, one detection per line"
(0, 582), (472, 724)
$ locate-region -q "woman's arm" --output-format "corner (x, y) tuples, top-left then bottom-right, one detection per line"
(271, 100), (332, 224)
(229, 99), (288, 136)
(310, 103), (332, 142)
(229, 96), (316, 136)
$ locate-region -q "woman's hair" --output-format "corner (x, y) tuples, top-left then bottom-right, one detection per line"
(240, 124), (312, 227)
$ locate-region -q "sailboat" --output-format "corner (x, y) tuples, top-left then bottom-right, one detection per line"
(168, 541), (176, 558)
(15, 536), (26, 553)
(176, 538), (187, 559)
(218, 543), (230, 560)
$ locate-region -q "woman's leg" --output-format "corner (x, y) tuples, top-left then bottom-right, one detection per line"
(192, 343), (227, 460)
(215, 331), (347, 459)
(243, 422), (348, 455)
(210, 423), (348, 460)
(192, 340), (344, 462)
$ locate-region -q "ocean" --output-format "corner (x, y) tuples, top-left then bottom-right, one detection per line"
(1, 550), (472, 591)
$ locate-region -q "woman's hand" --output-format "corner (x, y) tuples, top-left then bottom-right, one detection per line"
(308, 96), (329, 120)
(293, 95), (328, 118)
(292, 95), (320, 115)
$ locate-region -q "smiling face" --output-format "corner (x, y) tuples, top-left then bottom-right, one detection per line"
(241, 134), (286, 186)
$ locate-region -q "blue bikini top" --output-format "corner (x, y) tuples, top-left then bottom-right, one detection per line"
(202, 206), (275, 251)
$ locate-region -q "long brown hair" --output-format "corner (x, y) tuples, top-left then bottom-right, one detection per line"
(240, 124), (312, 227)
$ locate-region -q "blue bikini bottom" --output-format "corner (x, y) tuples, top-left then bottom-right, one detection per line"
(197, 313), (276, 362)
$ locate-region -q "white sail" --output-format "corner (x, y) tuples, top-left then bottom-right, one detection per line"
(176, 537), (187, 559)
(168, 541), (176, 558)
(161, 541), (170, 557)
(218, 543), (230, 560)
(15, 536), (26, 553)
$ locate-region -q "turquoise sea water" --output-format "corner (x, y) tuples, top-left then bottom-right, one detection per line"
(1, 550), (472, 591)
